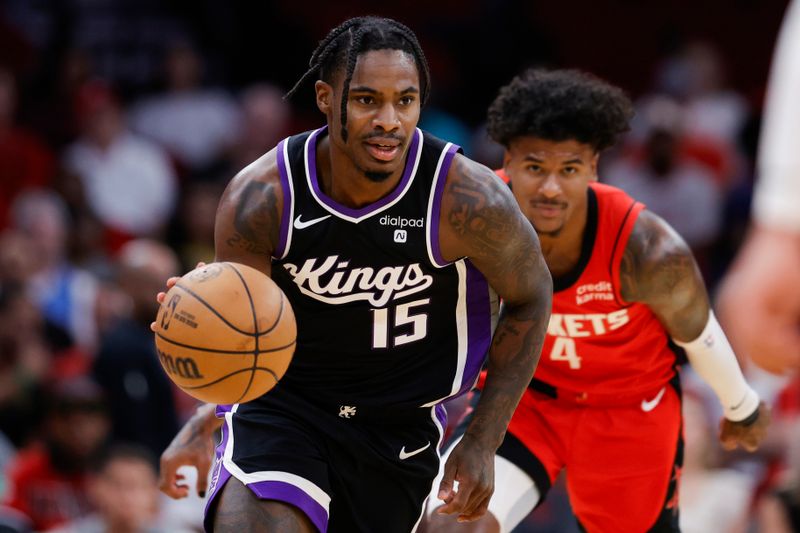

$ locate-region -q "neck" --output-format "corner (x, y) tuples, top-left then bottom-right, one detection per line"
(316, 133), (406, 208)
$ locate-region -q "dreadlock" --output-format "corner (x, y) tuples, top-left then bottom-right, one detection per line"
(286, 16), (431, 143)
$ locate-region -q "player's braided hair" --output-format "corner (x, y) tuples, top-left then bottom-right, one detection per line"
(286, 16), (430, 142)
(487, 68), (634, 152)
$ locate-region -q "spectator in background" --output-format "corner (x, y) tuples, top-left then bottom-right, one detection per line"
(0, 283), (49, 449)
(0, 67), (55, 229)
(604, 96), (722, 266)
(92, 239), (182, 456)
(678, 390), (756, 533)
(646, 42), (748, 191)
(0, 230), (37, 287)
(656, 41), (749, 149)
(63, 80), (177, 249)
(130, 41), (241, 177)
(171, 182), (221, 272)
(718, 1), (800, 528)
(3, 377), (110, 531)
(25, 49), (94, 150)
(230, 83), (290, 172)
(717, 0), (800, 377)
(10, 190), (100, 356)
(51, 444), (175, 533)
(754, 377), (800, 533)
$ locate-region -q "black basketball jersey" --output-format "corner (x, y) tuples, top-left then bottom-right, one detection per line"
(269, 126), (497, 409)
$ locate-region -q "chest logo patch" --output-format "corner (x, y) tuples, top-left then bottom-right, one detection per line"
(575, 281), (614, 305)
(294, 214), (332, 229)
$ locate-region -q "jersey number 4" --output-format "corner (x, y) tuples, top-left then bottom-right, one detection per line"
(371, 298), (430, 349)
(550, 337), (582, 369)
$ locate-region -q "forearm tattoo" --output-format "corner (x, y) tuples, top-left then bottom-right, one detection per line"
(446, 157), (552, 448)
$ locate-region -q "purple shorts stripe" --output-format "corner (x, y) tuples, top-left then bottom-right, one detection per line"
(274, 139), (291, 258)
(248, 480), (329, 533)
(430, 144), (461, 266)
(204, 421), (232, 531)
(459, 261), (492, 394)
(203, 417), (329, 533)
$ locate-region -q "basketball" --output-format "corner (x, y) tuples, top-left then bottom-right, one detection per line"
(153, 262), (296, 404)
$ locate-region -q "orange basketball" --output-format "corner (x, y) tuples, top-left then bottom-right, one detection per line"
(153, 262), (296, 404)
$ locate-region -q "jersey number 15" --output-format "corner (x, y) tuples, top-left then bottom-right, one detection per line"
(371, 298), (430, 349)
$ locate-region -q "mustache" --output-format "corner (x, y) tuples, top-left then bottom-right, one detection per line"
(531, 198), (568, 209)
(362, 131), (405, 143)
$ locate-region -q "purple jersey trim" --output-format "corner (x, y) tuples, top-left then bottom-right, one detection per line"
(459, 261), (492, 395)
(306, 127), (421, 219)
(274, 139), (292, 259)
(430, 144), (461, 266)
(435, 403), (448, 433)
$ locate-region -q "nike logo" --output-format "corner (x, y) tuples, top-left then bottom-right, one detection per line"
(399, 441), (431, 460)
(641, 387), (667, 412)
(294, 214), (332, 230)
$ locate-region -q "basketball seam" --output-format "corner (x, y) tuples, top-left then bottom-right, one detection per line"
(224, 262), (265, 404)
(180, 367), (280, 390)
(173, 283), (257, 337)
(221, 263), (287, 336)
(155, 332), (296, 355)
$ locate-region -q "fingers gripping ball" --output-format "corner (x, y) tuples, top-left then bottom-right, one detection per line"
(154, 262), (296, 404)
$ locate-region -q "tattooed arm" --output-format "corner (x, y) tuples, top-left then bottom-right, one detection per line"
(619, 209), (709, 341)
(621, 210), (769, 451)
(158, 151), (285, 499)
(435, 154), (552, 521)
(214, 149), (284, 275)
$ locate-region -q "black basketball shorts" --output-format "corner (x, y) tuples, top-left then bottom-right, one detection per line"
(204, 384), (447, 533)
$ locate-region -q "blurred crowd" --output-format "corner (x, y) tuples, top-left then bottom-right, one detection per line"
(0, 1), (797, 532)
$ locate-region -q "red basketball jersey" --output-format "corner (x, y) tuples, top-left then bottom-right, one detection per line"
(535, 182), (678, 396)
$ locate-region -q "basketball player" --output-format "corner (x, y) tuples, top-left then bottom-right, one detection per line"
(717, 0), (800, 375)
(155, 17), (552, 533)
(425, 69), (770, 533)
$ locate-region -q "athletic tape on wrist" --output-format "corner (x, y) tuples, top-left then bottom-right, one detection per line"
(673, 311), (760, 422)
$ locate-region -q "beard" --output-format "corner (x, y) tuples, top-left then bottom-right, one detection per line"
(363, 170), (393, 182)
(534, 224), (564, 238)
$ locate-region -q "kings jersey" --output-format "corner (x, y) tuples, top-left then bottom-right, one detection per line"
(269, 127), (498, 409)
(536, 182), (679, 396)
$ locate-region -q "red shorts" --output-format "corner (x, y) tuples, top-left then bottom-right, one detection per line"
(505, 380), (683, 532)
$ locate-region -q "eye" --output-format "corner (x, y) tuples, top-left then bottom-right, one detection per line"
(526, 164), (543, 174)
(355, 95), (374, 105)
(399, 96), (415, 106)
(563, 166), (578, 175)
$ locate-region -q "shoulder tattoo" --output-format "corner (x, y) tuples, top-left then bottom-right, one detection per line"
(226, 181), (280, 256)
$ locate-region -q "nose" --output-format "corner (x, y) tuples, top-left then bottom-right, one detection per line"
(373, 102), (401, 132)
(539, 173), (562, 197)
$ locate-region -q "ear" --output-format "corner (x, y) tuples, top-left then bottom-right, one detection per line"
(502, 150), (512, 170)
(500, 151), (514, 186)
(589, 152), (600, 182)
(315, 80), (333, 115)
